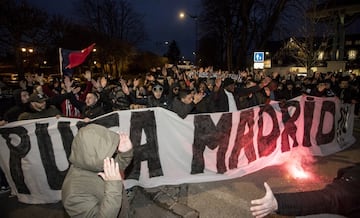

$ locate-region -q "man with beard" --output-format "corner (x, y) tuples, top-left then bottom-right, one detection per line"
(17, 93), (62, 120)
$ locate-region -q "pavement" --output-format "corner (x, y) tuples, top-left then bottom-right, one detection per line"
(1, 118), (359, 218)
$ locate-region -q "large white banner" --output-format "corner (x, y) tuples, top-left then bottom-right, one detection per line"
(0, 96), (355, 204)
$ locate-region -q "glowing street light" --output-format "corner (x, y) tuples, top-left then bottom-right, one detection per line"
(179, 10), (198, 66)
(21, 47), (34, 53)
(179, 12), (185, 19)
(21, 48), (34, 53)
(20, 47), (35, 75)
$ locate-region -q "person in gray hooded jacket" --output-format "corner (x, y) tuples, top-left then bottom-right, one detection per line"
(62, 124), (133, 218)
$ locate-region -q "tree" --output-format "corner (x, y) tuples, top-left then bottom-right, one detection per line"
(200, 0), (297, 71)
(274, 36), (329, 74)
(198, 35), (221, 68)
(75, 0), (147, 77)
(44, 15), (79, 69)
(76, 0), (146, 44)
(128, 51), (168, 75)
(200, 0), (242, 71)
(164, 40), (181, 65)
(0, 0), (48, 77)
(273, 0), (332, 75)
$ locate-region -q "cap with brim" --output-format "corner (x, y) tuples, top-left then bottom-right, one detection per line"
(29, 93), (47, 103)
(223, 78), (235, 87)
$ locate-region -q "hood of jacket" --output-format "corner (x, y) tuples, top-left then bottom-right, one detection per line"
(69, 124), (119, 172)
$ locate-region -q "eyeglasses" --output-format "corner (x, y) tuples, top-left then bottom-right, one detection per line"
(152, 86), (163, 92)
(173, 88), (179, 91)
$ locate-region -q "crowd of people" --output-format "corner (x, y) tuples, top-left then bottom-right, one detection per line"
(0, 65), (359, 217)
(0, 66), (359, 125)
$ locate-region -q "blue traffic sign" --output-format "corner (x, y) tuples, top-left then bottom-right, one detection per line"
(254, 52), (264, 62)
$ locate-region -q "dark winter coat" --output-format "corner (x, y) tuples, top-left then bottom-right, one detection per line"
(275, 164), (360, 218)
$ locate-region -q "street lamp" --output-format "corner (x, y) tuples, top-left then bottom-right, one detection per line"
(21, 47), (35, 73)
(21, 47), (34, 54)
(179, 11), (198, 66)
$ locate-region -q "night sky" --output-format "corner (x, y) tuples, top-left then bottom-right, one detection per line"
(25, 0), (360, 61)
(27, 0), (201, 60)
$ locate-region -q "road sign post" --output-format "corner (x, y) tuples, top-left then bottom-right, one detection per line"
(253, 52), (264, 69)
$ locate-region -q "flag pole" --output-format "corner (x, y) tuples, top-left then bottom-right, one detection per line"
(59, 48), (63, 77)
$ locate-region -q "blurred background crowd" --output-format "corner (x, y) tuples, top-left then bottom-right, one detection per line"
(0, 66), (359, 125)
